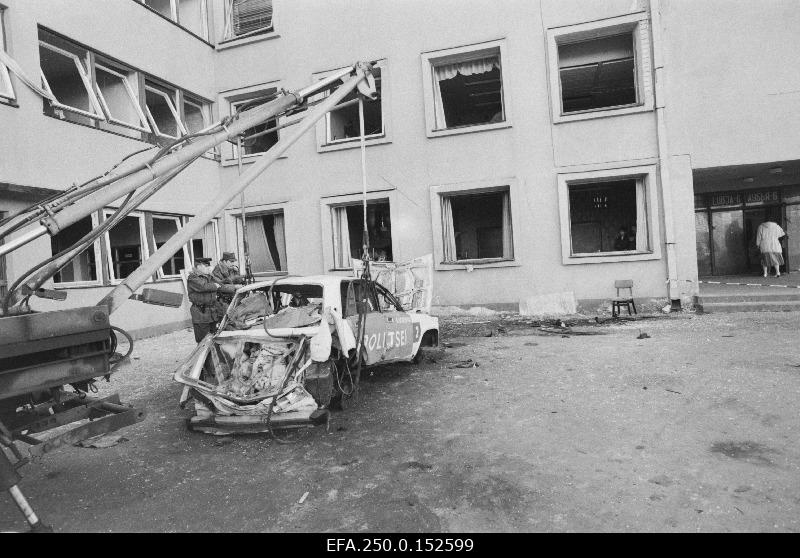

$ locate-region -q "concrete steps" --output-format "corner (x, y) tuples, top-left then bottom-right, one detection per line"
(695, 292), (800, 313)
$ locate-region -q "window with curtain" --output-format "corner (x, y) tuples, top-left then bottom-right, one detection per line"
(331, 202), (392, 269)
(558, 32), (637, 114)
(567, 179), (649, 255)
(440, 190), (513, 262)
(430, 49), (504, 130)
(237, 211), (286, 273)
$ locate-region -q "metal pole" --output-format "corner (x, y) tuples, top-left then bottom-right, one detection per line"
(237, 136), (253, 283)
(359, 96), (370, 261)
(98, 67), (373, 314)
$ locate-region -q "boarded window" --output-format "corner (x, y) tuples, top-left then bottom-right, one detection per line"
(558, 33), (637, 113)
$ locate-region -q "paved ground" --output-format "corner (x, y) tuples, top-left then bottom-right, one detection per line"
(2, 311), (800, 532)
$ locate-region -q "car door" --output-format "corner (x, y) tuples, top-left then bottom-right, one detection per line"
(342, 279), (414, 365)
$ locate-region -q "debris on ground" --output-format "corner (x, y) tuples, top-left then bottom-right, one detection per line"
(76, 434), (128, 449)
(637, 332), (651, 339)
(449, 359), (479, 369)
(298, 491), (309, 504)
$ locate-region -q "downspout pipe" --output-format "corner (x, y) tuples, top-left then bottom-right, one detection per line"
(650, 0), (681, 308)
(98, 65), (375, 314)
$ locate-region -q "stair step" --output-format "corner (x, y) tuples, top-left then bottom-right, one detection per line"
(696, 293), (800, 304)
(697, 300), (800, 313)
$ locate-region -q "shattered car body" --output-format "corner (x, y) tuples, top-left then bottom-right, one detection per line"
(174, 256), (438, 434)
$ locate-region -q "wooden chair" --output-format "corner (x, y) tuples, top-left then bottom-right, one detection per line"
(612, 279), (637, 317)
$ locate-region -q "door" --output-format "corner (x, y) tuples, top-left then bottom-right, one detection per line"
(695, 211), (712, 276)
(352, 253), (433, 313)
(785, 204), (800, 272)
(743, 208), (767, 271)
(711, 210), (746, 275)
(343, 280), (414, 365)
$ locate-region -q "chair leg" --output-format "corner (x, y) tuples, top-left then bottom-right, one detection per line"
(631, 300), (637, 315)
(612, 303), (618, 317)
(626, 303), (632, 316)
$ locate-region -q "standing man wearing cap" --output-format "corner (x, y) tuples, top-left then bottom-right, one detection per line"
(188, 257), (226, 342)
(212, 252), (245, 287)
(212, 252), (245, 317)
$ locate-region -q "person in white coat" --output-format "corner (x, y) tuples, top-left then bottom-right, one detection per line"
(755, 220), (786, 278)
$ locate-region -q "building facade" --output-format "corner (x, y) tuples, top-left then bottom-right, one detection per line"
(1, 0), (797, 337)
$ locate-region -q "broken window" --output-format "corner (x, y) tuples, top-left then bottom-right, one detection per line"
(0, 9), (15, 101)
(429, 47), (505, 130)
(236, 212), (286, 273)
(231, 94), (278, 157)
(104, 212), (148, 281)
(440, 190), (512, 262)
(325, 65), (383, 143)
(151, 215), (189, 278)
(225, 0), (273, 39)
(331, 201), (392, 269)
(51, 216), (101, 285)
(567, 179), (649, 254)
(558, 33), (637, 114)
(39, 33), (103, 123)
(191, 219), (219, 261)
(94, 62), (151, 132)
(145, 81), (186, 138)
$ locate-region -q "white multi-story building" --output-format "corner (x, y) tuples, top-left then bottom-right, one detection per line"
(1, 0), (798, 337)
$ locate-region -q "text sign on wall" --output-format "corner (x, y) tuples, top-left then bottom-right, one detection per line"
(710, 192), (742, 207)
(744, 190), (779, 206)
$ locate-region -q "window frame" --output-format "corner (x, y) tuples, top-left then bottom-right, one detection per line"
(51, 212), (104, 288)
(39, 40), (105, 120)
(547, 12), (654, 124)
(221, 82), (280, 163)
(229, 204), (288, 276)
(139, 0), (210, 42)
(144, 82), (187, 139)
(222, 0), (274, 42)
(420, 39), (512, 139)
(150, 214), (191, 280)
(188, 216), (221, 262)
(103, 209), (150, 284)
(312, 59), (391, 152)
(429, 178), (521, 271)
(0, 7), (15, 102)
(319, 191), (397, 272)
(93, 61), (152, 133)
(557, 164), (661, 265)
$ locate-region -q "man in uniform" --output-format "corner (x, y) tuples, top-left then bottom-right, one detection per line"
(212, 252), (245, 287)
(187, 257), (227, 342)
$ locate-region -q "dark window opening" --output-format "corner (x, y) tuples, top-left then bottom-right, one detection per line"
(558, 33), (637, 113)
(234, 96), (278, 155)
(145, 83), (182, 137)
(446, 191), (511, 261)
(108, 215), (143, 279)
(345, 202), (392, 262)
(51, 216), (97, 283)
(436, 63), (503, 129)
(152, 217), (186, 277)
(568, 179), (642, 254)
(327, 67), (383, 141)
(38, 34), (97, 125)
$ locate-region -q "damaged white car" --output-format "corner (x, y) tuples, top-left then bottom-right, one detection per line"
(174, 256), (439, 435)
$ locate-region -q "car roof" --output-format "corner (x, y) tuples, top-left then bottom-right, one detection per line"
(235, 274), (352, 295)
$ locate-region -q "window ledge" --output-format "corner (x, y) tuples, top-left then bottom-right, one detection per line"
(564, 251), (659, 265)
(216, 32), (280, 51)
(0, 96), (18, 108)
(426, 121), (511, 139)
(318, 136), (391, 153)
(435, 259), (520, 271)
(52, 282), (103, 290)
(554, 102), (651, 124)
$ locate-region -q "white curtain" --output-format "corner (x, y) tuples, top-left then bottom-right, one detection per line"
(441, 196), (457, 262)
(272, 213), (286, 271)
(502, 192), (514, 260)
(332, 207), (352, 269)
(432, 56), (500, 129)
(635, 181), (649, 251)
(246, 216), (275, 272)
